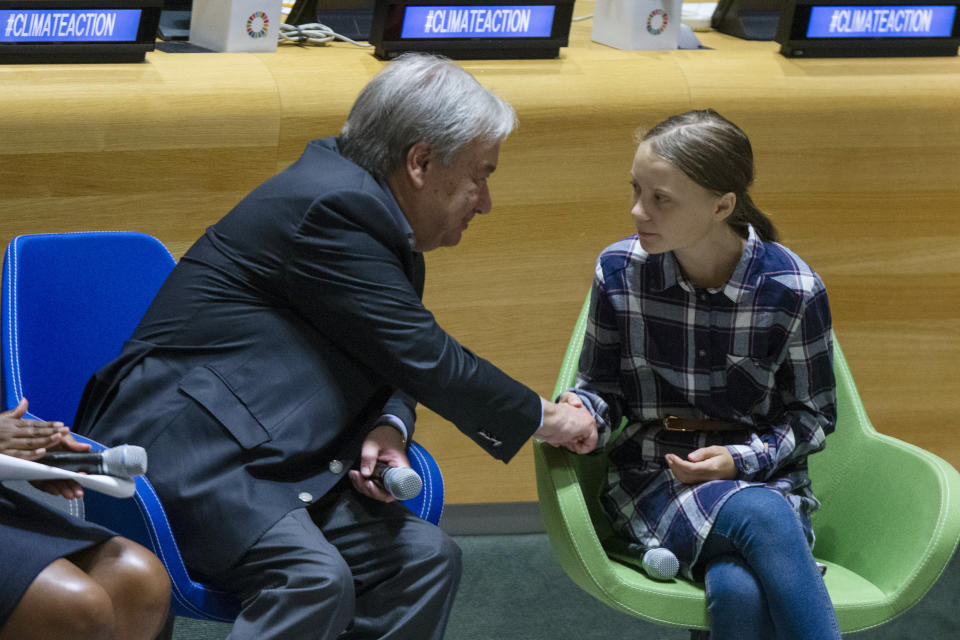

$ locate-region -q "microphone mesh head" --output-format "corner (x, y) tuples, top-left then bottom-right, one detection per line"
(102, 445), (148, 477)
(383, 467), (423, 500)
(641, 548), (679, 581)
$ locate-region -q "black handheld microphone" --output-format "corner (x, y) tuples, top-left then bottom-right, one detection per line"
(372, 462), (423, 500)
(38, 444), (148, 479)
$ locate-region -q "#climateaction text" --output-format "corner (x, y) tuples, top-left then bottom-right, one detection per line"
(830, 7), (933, 33)
(808, 5), (957, 38)
(401, 5), (556, 38)
(1, 9), (141, 42)
(425, 7), (533, 33)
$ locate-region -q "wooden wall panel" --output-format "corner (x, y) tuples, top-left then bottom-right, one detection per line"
(0, 54), (282, 257)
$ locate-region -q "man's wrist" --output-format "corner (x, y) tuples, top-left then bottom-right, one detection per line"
(539, 397), (557, 423)
(376, 414), (408, 446)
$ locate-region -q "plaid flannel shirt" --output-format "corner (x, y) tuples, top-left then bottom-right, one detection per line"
(571, 226), (836, 579)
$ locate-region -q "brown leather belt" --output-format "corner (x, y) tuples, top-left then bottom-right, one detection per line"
(661, 416), (745, 432)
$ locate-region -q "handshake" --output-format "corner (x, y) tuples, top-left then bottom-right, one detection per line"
(537, 392), (598, 454)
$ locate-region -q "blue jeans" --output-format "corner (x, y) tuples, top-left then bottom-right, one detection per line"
(698, 487), (841, 640)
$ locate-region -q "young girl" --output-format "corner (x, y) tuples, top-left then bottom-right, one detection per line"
(561, 109), (840, 639)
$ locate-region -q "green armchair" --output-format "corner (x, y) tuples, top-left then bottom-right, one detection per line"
(534, 293), (960, 633)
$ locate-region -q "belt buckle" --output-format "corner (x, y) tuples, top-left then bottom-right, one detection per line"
(663, 416), (691, 432)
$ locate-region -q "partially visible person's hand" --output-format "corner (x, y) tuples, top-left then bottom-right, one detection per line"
(665, 446), (736, 484)
(49, 430), (92, 454)
(538, 397), (598, 454)
(32, 478), (86, 501)
(0, 398), (67, 460)
(349, 425), (409, 503)
(32, 428), (93, 499)
(0, 398), (90, 499)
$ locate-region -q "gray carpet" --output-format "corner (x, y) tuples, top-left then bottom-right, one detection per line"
(172, 533), (960, 639)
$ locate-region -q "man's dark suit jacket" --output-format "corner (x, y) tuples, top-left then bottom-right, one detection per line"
(75, 138), (541, 578)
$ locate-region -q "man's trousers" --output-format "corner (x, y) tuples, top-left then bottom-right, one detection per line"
(210, 482), (462, 640)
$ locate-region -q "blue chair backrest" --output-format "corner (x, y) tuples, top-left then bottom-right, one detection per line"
(0, 232), (244, 620)
(1, 232), (175, 422)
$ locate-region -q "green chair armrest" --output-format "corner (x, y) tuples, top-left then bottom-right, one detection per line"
(809, 341), (960, 629)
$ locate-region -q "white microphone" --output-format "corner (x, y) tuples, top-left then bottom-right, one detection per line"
(604, 536), (679, 581)
(37, 444), (147, 479)
(641, 547), (679, 581)
(372, 463), (423, 500)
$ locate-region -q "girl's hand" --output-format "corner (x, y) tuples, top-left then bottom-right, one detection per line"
(538, 398), (598, 455)
(666, 446), (736, 484)
(0, 398), (67, 460)
(557, 391), (584, 408)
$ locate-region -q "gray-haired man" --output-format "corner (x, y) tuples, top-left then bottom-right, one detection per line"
(76, 53), (596, 640)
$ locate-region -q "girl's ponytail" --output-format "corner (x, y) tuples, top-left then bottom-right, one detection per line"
(731, 191), (779, 243)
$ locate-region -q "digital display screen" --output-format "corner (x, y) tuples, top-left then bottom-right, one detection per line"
(0, 8), (143, 43)
(806, 4), (957, 37)
(399, 4), (556, 38)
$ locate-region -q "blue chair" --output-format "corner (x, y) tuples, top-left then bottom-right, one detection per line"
(1, 231), (445, 626)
